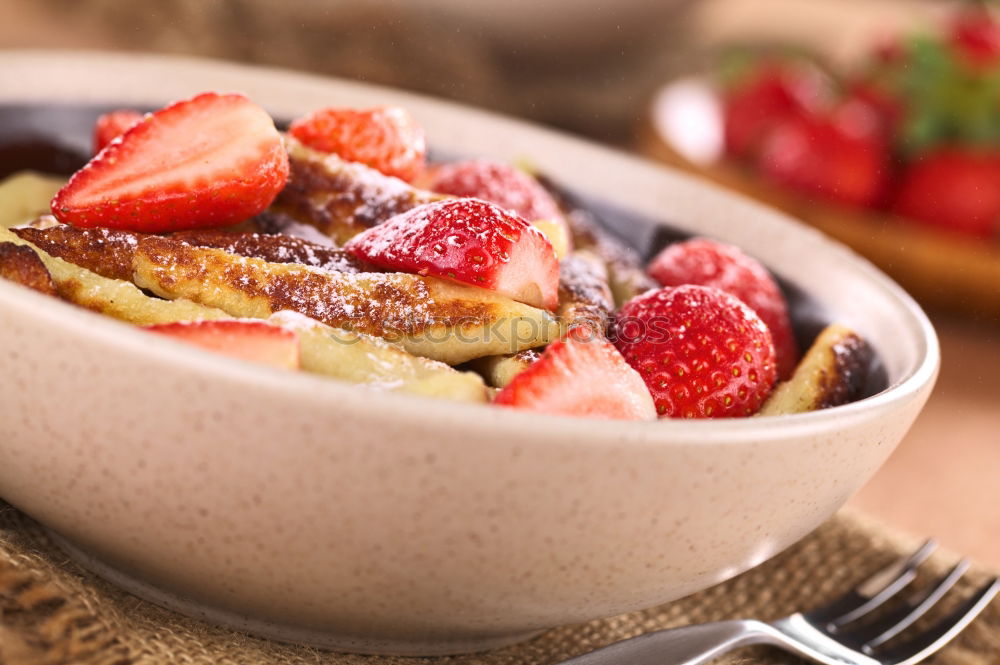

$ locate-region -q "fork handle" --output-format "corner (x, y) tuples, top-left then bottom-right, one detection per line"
(556, 620), (781, 665)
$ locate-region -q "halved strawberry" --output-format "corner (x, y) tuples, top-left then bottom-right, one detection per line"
(424, 159), (571, 253)
(93, 109), (143, 154)
(647, 238), (798, 380)
(144, 319), (300, 370)
(493, 328), (657, 420)
(288, 106), (426, 182)
(343, 198), (560, 310)
(52, 92), (289, 233)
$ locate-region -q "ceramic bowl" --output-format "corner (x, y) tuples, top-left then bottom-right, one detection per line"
(0, 51), (938, 655)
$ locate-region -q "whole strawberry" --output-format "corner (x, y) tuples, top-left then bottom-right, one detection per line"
(52, 92), (289, 233)
(93, 109), (143, 154)
(892, 147), (1000, 239)
(722, 60), (828, 159)
(343, 198), (559, 310)
(647, 238), (798, 379)
(425, 159), (564, 223)
(949, 6), (1000, 67)
(613, 285), (777, 419)
(756, 103), (890, 208)
(288, 106), (426, 182)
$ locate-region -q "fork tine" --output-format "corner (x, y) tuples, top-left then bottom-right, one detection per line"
(877, 577), (999, 665)
(808, 540), (937, 627)
(854, 559), (970, 649)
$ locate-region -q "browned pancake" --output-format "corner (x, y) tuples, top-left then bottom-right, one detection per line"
(272, 138), (443, 245)
(469, 251), (615, 389)
(0, 227), (228, 324)
(15, 225), (369, 279)
(14, 225), (139, 280)
(466, 349), (542, 389)
(538, 175), (656, 305)
(557, 251), (614, 334)
(132, 235), (559, 364)
(0, 241), (57, 296)
(171, 230), (370, 273)
(759, 324), (874, 416)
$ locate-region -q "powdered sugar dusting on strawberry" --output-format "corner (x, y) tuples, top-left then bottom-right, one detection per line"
(613, 284), (777, 418)
(426, 159), (563, 223)
(648, 238), (798, 379)
(288, 106), (426, 182)
(343, 198), (559, 310)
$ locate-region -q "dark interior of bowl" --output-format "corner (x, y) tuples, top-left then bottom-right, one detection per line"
(0, 103), (889, 399)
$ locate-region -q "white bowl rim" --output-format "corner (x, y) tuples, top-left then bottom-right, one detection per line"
(0, 49), (940, 446)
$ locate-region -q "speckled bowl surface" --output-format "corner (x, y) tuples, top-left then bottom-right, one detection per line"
(0, 51), (938, 655)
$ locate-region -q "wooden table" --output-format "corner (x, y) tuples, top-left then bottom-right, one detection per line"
(849, 313), (1000, 569)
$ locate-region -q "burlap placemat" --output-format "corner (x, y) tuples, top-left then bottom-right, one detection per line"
(0, 503), (996, 665)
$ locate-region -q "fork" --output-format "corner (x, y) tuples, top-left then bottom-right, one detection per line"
(557, 541), (999, 665)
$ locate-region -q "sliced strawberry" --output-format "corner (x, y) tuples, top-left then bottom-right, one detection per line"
(93, 109), (143, 154)
(493, 328), (656, 420)
(424, 159), (571, 253)
(343, 198), (560, 310)
(144, 319), (300, 370)
(52, 92), (289, 233)
(613, 285), (777, 419)
(892, 148), (1000, 238)
(288, 106), (426, 182)
(647, 238), (798, 380)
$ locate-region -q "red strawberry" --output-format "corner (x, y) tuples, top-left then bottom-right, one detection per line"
(844, 80), (903, 140)
(892, 148), (1000, 239)
(344, 198), (560, 310)
(144, 320), (300, 369)
(93, 109), (143, 154)
(52, 92), (288, 233)
(756, 104), (890, 208)
(425, 159), (564, 224)
(950, 7), (1000, 67)
(493, 327), (656, 420)
(613, 285), (777, 419)
(722, 61), (828, 159)
(647, 238), (798, 380)
(288, 106), (426, 182)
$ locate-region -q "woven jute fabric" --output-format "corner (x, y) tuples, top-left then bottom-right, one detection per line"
(0, 503), (996, 665)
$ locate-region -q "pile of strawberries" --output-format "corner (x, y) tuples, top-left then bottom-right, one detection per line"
(50, 90), (798, 421)
(721, 5), (1000, 240)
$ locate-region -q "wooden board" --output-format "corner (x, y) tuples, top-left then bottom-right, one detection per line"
(637, 118), (1000, 322)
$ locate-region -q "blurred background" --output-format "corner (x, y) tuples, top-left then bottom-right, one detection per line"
(1, 0), (997, 564)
